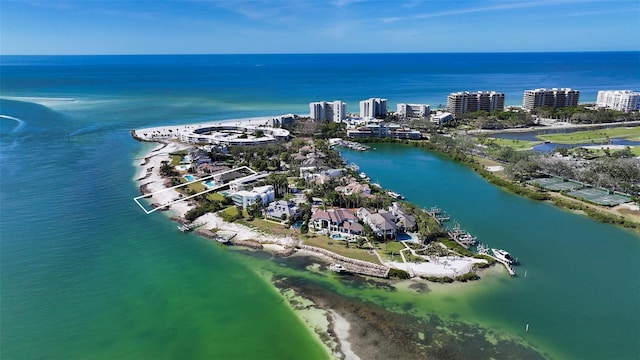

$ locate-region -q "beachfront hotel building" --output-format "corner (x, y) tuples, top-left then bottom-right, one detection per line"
(596, 90), (640, 113)
(397, 103), (430, 118)
(359, 98), (387, 118)
(446, 91), (505, 117)
(309, 100), (347, 122)
(522, 88), (580, 110)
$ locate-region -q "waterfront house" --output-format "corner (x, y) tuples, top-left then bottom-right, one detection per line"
(389, 202), (417, 232)
(357, 208), (397, 239)
(229, 173), (269, 192)
(336, 181), (372, 197)
(310, 208), (363, 236)
(266, 200), (301, 221)
(197, 163), (229, 175)
(188, 148), (212, 166)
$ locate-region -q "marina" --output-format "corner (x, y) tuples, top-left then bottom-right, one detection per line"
(329, 138), (371, 151)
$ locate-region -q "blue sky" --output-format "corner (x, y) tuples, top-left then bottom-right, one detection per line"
(2, 0), (639, 54)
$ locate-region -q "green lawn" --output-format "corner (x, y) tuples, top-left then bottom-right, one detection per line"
(537, 126), (640, 144)
(207, 193), (226, 202)
(586, 146), (640, 157)
(486, 138), (543, 150)
(301, 235), (380, 263)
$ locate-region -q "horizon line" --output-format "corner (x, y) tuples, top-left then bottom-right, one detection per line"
(2, 50), (639, 57)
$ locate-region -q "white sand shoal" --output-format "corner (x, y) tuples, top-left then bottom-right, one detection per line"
(387, 256), (486, 278)
(329, 310), (359, 360)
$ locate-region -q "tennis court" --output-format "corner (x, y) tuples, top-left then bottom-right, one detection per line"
(527, 177), (584, 192)
(566, 188), (631, 206)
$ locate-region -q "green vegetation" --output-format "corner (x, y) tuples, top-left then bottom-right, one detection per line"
(531, 106), (640, 124)
(473, 255), (496, 268)
(169, 151), (187, 165)
(484, 138), (542, 150)
(184, 194), (232, 221)
(388, 268), (411, 279)
(455, 272), (480, 282)
(220, 206), (243, 223)
(301, 235), (380, 263)
(440, 238), (474, 257)
(537, 127), (640, 144)
(423, 276), (454, 283)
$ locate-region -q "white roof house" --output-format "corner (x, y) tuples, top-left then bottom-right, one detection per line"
(266, 200), (301, 220)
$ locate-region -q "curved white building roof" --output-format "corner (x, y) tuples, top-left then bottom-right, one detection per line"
(133, 121), (290, 146)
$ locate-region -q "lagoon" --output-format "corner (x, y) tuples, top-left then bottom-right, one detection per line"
(340, 143), (640, 359)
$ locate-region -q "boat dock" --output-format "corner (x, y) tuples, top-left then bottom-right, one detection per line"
(330, 139), (370, 151)
(177, 221), (206, 232)
(477, 244), (516, 276)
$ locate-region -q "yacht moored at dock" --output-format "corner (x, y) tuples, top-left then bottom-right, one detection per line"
(491, 248), (517, 265)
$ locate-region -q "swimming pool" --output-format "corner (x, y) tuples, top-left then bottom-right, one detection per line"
(203, 180), (217, 188)
(291, 220), (303, 229)
(184, 175), (196, 182)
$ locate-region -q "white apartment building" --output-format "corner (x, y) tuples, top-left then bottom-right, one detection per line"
(309, 100), (347, 122)
(431, 111), (453, 124)
(446, 91), (505, 117)
(397, 103), (430, 118)
(359, 98), (387, 118)
(596, 90), (640, 113)
(522, 88), (579, 110)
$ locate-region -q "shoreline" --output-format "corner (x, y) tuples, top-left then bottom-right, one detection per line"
(468, 119), (640, 136)
(132, 136), (507, 359)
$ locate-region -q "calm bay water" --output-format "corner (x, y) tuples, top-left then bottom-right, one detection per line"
(340, 144), (640, 359)
(1, 53), (639, 359)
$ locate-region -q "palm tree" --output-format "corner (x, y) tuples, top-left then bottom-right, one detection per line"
(268, 173), (288, 198)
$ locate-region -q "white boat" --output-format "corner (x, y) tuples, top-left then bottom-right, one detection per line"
(491, 249), (517, 264)
(459, 233), (477, 244)
(388, 191), (405, 200)
(329, 263), (348, 273)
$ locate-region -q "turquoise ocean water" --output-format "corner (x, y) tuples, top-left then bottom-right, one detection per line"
(1, 53), (639, 359)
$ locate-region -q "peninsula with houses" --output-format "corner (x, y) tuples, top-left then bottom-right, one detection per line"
(133, 89), (640, 282)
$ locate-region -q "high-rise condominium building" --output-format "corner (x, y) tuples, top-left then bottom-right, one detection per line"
(359, 98), (387, 118)
(309, 100), (346, 122)
(446, 91), (505, 117)
(397, 103), (430, 118)
(596, 90), (640, 113)
(522, 88), (579, 110)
